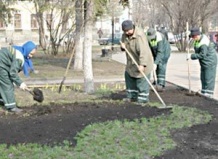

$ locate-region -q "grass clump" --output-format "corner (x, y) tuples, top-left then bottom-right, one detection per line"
(0, 142), (74, 159)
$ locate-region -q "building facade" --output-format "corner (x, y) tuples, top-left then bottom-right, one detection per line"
(0, 1), (40, 46)
(0, 1), (129, 47)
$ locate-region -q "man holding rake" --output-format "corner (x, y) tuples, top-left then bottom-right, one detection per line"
(120, 20), (154, 103)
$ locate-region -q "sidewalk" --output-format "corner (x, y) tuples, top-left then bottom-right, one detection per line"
(112, 51), (218, 100)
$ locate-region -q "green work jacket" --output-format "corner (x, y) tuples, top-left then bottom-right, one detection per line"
(148, 31), (171, 65)
(0, 47), (23, 86)
(191, 34), (217, 68)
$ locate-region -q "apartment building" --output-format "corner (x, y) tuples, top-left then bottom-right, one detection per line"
(0, 0), (71, 46)
(0, 1), (40, 46)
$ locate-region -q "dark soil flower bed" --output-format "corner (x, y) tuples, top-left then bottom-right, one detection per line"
(0, 83), (218, 159)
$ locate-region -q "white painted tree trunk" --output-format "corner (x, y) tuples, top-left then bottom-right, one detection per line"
(74, 0), (84, 70)
(83, 0), (94, 93)
(74, 36), (84, 70)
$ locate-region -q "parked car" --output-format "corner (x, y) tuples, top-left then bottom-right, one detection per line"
(98, 33), (122, 45)
(168, 32), (176, 44)
(168, 32), (186, 44)
(98, 34), (110, 45)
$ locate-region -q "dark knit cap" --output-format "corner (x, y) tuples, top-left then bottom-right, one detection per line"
(122, 20), (133, 31)
(190, 28), (201, 37)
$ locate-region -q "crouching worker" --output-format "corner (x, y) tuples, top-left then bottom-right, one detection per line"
(13, 41), (38, 77)
(0, 45), (36, 113)
(120, 20), (154, 103)
(146, 28), (171, 91)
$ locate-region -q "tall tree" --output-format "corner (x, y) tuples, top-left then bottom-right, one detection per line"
(32, 0), (49, 52)
(83, 0), (94, 93)
(73, 0), (84, 70)
(73, 0), (109, 92)
(73, 0), (109, 70)
(32, 0), (76, 55)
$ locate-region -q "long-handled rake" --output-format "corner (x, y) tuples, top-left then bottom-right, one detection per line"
(120, 42), (171, 108)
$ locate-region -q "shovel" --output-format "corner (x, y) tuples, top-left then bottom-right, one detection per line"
(26, 88), (44, 103)
(120, 42), (170, 108)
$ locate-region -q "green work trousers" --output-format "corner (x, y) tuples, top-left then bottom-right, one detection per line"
(156, 59), (169, 87)
(200, 65), (216, 95)
(0, 69), (17, 109)
(125, 71), (150, 103)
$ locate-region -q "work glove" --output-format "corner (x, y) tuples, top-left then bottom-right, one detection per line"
(19, 82), (27, 91)
(153, 64), (157, 71)
(186, 54), (191, 60)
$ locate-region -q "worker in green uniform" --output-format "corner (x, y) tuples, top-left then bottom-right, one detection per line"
(146, 28), (171, 91)
(0, 42), (37, 113)
(188, 28), (217, 97)
(120, 20), (154, 103)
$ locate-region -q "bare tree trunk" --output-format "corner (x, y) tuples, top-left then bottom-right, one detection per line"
(83, 0), (94, 93)
(37, 14), (46, 51)
(33, 1), (46, 52)
(74, 0), (84, 70)
(128, 0), (133, 20)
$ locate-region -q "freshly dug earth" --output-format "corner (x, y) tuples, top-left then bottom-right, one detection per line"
(0, 83), (218, 159)
(0, 51), (218, 158)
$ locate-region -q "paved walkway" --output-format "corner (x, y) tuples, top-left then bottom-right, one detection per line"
(112, 51), (218, 100)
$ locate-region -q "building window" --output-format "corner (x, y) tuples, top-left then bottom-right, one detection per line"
(31, 14), (38, 28)
(14, 14), (21, 28)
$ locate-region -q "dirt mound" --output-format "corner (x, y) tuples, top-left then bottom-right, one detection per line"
(0, 102), (169, 146)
